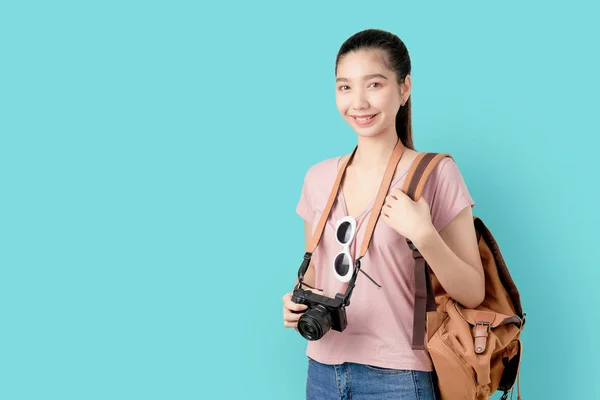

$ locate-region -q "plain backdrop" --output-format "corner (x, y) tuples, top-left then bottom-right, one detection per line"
(1, 1), (599, 399)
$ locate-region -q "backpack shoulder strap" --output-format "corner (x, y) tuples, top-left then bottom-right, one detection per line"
(401, 152), (453, 350)
(401, 152), (454, 201)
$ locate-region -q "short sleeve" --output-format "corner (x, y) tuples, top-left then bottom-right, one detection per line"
(296, 168), (314, 223)
(423, 158), (475, 232)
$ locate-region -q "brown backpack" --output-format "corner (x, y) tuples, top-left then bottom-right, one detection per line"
(402, 153), (526, 400)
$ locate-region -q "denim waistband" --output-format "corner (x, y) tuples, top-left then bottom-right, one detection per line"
(306, 357), (438, 400)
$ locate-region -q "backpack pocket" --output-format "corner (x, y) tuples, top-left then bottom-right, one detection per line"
(428, 325), (478, 399)
(429, 299), (523, 399)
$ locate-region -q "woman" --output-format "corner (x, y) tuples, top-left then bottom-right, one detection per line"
(282, 29), (485, 400)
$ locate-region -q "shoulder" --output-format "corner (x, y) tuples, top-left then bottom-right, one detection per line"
(421, 154), (473, 204)
(419, 154), (471, 201)
(432, 157), (462, 181)
(425, 155), (462, 186)
(301, 155), (341, 184)
(420, 154), (474, 230)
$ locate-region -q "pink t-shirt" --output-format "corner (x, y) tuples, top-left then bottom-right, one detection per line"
(295, 154), (475, 371)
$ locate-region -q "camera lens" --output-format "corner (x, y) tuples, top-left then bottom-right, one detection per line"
(297, 305), (333, 341)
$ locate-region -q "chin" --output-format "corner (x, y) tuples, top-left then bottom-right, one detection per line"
(355, 129), (383, 138)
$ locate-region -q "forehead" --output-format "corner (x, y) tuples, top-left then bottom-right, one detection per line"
(336, 49), (389, 79)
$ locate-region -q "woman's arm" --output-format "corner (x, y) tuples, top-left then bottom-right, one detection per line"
(411, 205), (485, 309)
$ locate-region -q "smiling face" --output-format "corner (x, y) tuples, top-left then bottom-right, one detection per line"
(335, 48), (411, 138)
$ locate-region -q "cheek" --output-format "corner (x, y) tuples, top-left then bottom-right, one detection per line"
(371, 90), (399, 112)
(335, 95), (350, 115)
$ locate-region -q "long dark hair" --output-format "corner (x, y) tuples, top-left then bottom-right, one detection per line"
(334, 29), (414, 149)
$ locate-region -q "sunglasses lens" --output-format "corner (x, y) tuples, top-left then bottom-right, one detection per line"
(336, 221), (353, 244)
(334, 253), (351, 277)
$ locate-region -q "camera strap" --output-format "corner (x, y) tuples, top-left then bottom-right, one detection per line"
(305, 138), (406, 261)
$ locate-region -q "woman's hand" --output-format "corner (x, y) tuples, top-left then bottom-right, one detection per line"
(282, 288), (325, 330)
(380, 188), (435, 246)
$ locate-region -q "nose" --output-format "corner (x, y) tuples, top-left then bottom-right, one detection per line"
(350, 89), (369, 111)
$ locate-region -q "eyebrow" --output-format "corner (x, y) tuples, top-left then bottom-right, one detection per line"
(336, 73), (388, 83)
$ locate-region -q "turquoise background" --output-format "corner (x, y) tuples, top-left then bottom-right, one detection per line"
(1, 1), (598, 399)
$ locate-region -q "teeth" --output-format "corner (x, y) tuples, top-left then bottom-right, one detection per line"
(355, 114), (376, 121)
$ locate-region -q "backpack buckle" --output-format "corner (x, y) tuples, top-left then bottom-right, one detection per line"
(476, 321), (491, 330)
(474, 321), (491, 354)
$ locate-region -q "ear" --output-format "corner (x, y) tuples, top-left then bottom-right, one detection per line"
(400, 74), (412, 104)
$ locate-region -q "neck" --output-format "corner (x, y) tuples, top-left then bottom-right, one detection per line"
(352, 132), (402, 171)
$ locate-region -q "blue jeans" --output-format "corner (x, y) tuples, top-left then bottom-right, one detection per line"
(306, 357), (438, 400)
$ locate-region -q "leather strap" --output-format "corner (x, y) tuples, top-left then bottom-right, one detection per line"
(401, 152), (453, 350)
(474, 311), (495, 354)
(306, 139), (406, 259)
(402, 153), (453, 200)
(358, 141), (406, 258)
(306, 147), (356, 253)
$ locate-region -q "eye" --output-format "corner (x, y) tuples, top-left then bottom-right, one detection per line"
(369, 82), (381, 88)
(339, 85), (349, 91)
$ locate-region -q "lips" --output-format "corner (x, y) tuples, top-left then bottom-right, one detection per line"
(352, 114), (378, 120)
(351, 113), (379, 126)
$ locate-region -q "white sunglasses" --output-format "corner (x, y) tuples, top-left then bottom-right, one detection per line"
(332, 216), (357, 283)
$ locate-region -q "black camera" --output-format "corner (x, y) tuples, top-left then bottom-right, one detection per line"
(292, 252), (365, 341)
(291, 287), (348, 341)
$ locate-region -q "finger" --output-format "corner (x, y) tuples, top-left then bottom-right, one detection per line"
(286, 301), (309, 312)
(394, 187), (407, 196)
(284, 311), (304, 322)
(284, 320), (298, 328)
